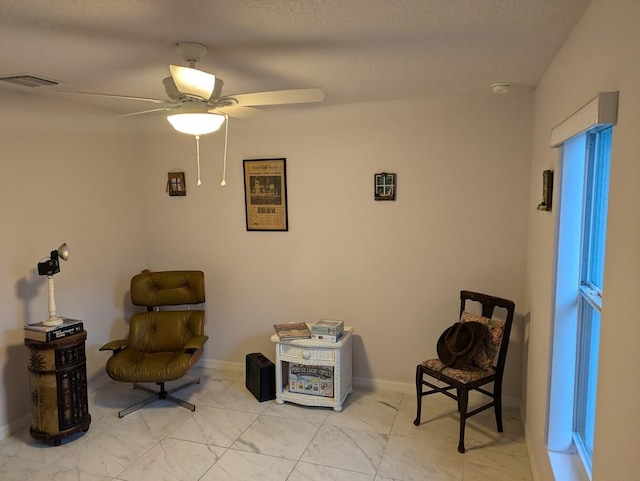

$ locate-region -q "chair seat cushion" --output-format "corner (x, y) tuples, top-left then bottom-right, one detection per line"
(106, 348), (202, 383)
(421, 358), (495, 384)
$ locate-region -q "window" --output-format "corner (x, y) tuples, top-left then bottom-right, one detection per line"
(573, 126), (611, 472)
(547, 92), (617, 481)
(548, 125), (612, 480)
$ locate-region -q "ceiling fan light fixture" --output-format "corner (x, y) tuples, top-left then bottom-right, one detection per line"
(167, 112), (225, 135)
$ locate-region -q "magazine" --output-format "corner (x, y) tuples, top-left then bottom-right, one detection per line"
(273, 322), (311, 340)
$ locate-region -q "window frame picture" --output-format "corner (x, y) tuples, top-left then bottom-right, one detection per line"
(167, 171), (186, 196)
(243, 158), (289, 231)
(374, 172), (397, 201)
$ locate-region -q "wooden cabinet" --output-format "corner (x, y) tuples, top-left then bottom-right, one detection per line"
(25, 331), (91, 445)
(271, 327), (353, 411)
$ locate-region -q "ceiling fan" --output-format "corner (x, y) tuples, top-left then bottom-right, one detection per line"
(57, 42), (325, 186)
(64, 42), (325, 127)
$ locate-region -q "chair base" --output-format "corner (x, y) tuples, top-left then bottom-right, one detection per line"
(118, 377), (201, 418)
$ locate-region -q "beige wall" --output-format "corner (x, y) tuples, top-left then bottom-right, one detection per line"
(0, 94), (148, 432)
(525, 1), (640, 479)
(0, 88), (531, 431)
(137, 92), (532, 391)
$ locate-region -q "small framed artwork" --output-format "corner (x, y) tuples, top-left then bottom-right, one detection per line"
(167, 171), (186, 196)
(243, 158), (288, 231)
(374, 172), (396, 201)
(536, 170), (554, 212)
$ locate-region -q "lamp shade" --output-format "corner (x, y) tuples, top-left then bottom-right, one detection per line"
(167, 112), (225, 136)
(169, 65), (216, 100)
(57, 243), (69, 262)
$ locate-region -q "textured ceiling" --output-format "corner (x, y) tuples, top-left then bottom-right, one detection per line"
(0, 0), (591, 115)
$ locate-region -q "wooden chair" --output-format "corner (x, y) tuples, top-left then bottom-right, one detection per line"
(414, 290), (515, 453)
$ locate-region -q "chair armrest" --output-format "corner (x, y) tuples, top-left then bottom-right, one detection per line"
(99, 339), (128, 353)
(184, 335), (209, 352)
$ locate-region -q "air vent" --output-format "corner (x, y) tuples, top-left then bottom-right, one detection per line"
(0, 74), (62, 88)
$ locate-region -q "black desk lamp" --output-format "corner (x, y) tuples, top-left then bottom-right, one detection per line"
(37, 243), (69, 326)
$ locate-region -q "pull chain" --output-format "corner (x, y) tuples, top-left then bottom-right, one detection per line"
(221, 115), (229, 186)
(195, 135), (202, 186)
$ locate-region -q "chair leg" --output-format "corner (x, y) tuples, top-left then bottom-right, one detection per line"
(494, 382), (504, 432)
(118, 392), (162, 418)
(118, 377), (200, 418)
(457, 388), (469, 454)
(413, 365), (423, 426)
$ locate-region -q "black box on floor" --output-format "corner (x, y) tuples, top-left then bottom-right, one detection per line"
(245, 352), (275, 402)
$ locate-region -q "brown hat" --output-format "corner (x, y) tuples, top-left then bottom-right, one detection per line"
(436, 321), (488, 369)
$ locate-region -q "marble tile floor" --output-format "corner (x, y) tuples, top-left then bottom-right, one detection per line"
(0, 366), (533, 481)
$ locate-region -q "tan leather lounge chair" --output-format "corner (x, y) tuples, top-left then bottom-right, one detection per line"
(100, 270), (208, 418)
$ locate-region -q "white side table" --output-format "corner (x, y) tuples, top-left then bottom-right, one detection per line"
(271, 327), (353, 411)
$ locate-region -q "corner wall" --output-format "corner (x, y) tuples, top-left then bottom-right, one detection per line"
(525, 1), (640, 479)
(0, 94), (148, 431)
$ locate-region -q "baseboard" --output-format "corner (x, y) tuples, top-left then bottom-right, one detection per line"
(195, 361), (521, 408)
(0, 359), (522, 441)
(197, 358), (244, 372)
(352, 376), (414, 393)
(0, 413), (31, 442)
(353, 376), (520, 408)
(521, 401), (539, 481)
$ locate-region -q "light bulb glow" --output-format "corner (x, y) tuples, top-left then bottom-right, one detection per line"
(167, 113), (225, 135)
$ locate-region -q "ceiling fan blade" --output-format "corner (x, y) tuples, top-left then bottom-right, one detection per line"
(119, 106), (179, 117)
(211, 105), (263, 119)
(49, 90), (168, 104)
(221, 88), (325, 107)
(170, 65), (216, 100)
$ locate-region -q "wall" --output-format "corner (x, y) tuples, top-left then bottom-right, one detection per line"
(0, 86), (532, 433)
(524, 1), (640, 479)
(138, 91), (532, 394)
(0, 93), (148, 432)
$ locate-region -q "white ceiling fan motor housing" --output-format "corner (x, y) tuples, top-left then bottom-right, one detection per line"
(176, 42), (208, 66)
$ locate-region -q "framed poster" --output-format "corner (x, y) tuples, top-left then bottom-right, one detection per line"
(243, 158), (288, 231)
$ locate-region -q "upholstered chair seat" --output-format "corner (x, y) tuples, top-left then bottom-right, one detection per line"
(420, 358), (495, 384)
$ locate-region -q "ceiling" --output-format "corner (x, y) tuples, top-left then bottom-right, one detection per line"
(0, 0), (591, 116)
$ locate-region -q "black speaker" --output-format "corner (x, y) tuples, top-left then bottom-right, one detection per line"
(245, 353), (275, 402)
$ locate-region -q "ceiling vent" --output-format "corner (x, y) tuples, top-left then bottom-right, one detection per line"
(0, 74), (62, 88)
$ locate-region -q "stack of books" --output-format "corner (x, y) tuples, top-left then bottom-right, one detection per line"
(24, 317), (83, 342)
(310, 319), (344, 342)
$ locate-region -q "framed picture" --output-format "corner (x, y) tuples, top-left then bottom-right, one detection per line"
(374, 172), (396, 201)
(167, 171), (186, 196)
(243, 158), (288, 231)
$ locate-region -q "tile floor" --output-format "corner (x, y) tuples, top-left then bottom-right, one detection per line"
(0, 366), (533, 480)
